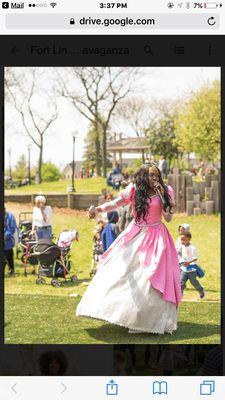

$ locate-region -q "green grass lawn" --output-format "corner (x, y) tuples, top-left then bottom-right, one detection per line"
(4, 202), (221, 344)
(5, 178), (108, 194)
(5, 295), (220, 344)
(5, 176), (206, 195)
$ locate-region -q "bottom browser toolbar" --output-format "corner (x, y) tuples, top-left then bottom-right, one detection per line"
(0, 376), (224, 400)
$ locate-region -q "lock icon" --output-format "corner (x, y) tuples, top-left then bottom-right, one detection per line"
(70, 18), (75, 25)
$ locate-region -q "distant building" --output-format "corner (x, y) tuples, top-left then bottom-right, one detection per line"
(62, 161), (83, 179)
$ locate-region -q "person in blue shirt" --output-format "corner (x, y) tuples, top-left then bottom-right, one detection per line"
(102, 211), (120, 252)
(4, 208), (17, 275)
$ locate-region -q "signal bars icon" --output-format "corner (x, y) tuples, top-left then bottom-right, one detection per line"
(50, 2), (57, 7)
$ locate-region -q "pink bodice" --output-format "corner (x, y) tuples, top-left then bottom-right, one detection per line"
(99, 183), (182, 306)
(100, 183), (173, 224)
(132, 195), (163, 225)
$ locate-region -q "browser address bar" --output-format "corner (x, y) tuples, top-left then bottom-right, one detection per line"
(5, 13), (219, 30)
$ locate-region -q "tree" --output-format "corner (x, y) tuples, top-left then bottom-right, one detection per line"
(83, 122), (113, 171)
(145, 100), (180, 167)
(41, 162), (62, 182)
(175, 80), (220, 161)
(83, 124), (103, 171)
(12, 154), (27, 180)
(5, 67), (58, 182)
(58, 67), (139, 177)
(116, 97), (153, 137)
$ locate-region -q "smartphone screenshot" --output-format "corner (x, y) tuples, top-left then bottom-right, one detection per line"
(0, 0), (223, 399)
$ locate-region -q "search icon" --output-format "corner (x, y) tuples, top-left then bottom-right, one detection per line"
(144, 45), (154, 55)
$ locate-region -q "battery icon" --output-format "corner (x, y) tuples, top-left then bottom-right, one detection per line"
(204, 2), (218, 7)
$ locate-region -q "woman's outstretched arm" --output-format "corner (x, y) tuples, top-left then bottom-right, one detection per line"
(97, 195), (128, 213)
(89, 183), (134, 218)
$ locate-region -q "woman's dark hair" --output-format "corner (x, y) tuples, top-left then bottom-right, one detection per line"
(39, 350), (68, 375)
(134, 164), (173, 222)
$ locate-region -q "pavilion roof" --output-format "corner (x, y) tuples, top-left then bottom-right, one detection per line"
(107, 137), (150, 152)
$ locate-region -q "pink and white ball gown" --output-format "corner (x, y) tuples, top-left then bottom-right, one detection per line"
(76, 183), (182, 334)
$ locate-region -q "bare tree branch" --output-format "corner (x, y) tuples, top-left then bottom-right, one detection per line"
(5, 67), (59, 182)
(59, 67), (141, 176)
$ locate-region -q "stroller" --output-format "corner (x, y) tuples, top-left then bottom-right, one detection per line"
(34, 230), (79, 287)
(16, 212), (38, 276)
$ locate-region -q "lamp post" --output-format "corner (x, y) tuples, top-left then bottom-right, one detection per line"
(71, 132), (77, 192)
(8, 148), (12, 179)
(27, 144), (31, 185)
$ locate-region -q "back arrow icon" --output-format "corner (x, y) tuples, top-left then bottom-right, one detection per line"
(11, 46), (20, 55)
(207, 17), (216, 26)
(11, 383), (17, 394)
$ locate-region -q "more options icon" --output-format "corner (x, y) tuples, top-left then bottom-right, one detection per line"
(200, 380), (215, 396)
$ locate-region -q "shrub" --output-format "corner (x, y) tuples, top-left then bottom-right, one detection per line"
(41, 163), (62, 182)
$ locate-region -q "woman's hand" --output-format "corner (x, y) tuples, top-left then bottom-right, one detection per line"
(162, 210), (172, 222)
(88, 205), (102, 219)
(88, 205), (96, 219)
(153, 181), (165, 195)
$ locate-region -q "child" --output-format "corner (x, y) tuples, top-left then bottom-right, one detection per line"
(175, 223), (190, 255)
(102, 211), (120, 252)
(90, 222), (104, 276)
(178, 231), (205, 299)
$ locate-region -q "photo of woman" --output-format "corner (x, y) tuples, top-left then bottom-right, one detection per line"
(4, 66), (220, 345)
(76, 163), (182, 334)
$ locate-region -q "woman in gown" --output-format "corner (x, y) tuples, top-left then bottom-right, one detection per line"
(76, 164), (182, 334)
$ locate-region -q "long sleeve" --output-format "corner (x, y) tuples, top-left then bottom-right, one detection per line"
(5, 214), (16, 239)
(99, 183), (134, 213)
(99, 195), (128, 213)
(120, 207), (127, 231)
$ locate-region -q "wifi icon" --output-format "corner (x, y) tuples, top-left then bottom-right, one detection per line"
(50, 2), (57, 7)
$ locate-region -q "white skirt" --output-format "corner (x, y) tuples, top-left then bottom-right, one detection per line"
(76, 228), (177, 334)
